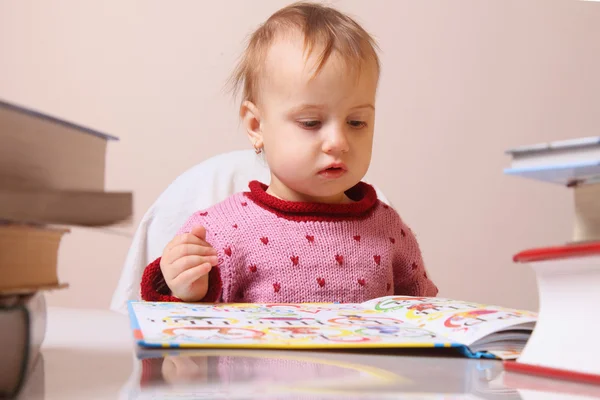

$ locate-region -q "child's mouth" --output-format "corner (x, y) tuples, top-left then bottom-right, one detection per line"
(319, 166), (347, 178)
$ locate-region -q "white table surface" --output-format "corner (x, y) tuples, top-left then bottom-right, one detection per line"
(14, 306), (599, 399)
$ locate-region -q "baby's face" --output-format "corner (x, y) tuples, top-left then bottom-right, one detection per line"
(252, 33), (378, 203)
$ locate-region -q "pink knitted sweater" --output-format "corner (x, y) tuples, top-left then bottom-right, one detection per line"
(140, 180), (438, 303)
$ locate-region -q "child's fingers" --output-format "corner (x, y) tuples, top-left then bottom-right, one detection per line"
(190, 225), (207, 240)
(167, 255), (218, 278)
(171, 263), (212, 290)
(164, 244), (217, 265)
(178, 232), (211, 247)
(166, 232), (211, 251)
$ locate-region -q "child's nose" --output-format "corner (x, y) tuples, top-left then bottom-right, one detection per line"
(322, 125), (350, 154)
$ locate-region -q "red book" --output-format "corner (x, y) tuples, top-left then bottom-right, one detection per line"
(505, 241), (600, 385)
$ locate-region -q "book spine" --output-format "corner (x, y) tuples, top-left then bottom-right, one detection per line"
(0, 292), (47, 398)
(573, 183), (600, 242)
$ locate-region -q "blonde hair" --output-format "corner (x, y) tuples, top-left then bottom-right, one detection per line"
(228, 1), (380, 105)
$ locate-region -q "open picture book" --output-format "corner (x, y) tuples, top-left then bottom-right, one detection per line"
(128, 296), (537, 360)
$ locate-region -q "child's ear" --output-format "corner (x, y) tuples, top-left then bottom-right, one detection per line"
(240, 100), (263, 152)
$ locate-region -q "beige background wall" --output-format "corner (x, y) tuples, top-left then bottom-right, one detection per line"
(1, 0), (599, 311)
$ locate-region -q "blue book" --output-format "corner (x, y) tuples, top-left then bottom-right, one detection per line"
(504, 137), (600, 186)
(504, 160), (600, 186)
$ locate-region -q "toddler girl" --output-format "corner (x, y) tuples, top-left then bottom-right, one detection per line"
(140, 1), (438, 304)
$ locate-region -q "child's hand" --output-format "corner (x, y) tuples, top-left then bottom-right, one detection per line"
(160, 225), (219, 301)
(162, 356), (209, 384)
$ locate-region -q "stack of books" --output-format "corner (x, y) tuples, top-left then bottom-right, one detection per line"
(0, 99), (133, 398)
(502, 137), (600, 386)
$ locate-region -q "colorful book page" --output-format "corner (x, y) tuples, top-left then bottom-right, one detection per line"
(360, 297), (537, 346)
(128, 301), (459, 350)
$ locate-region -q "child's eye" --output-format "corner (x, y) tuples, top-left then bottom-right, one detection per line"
(348, 120), (367, 129)
(298, 120), (321, 129)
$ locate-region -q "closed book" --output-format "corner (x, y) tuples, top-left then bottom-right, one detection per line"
(0, 98), (115, 192)
(0, 223), (68, 294)
(0, 188), (132, 227)
(0, 99), (133, 227)
(506, 242), (600, 385)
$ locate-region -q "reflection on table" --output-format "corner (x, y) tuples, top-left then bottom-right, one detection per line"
(126, 348), (520, 399)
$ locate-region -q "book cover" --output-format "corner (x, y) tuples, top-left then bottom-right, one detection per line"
(505, 136), (600, 156)
(0, 98), (118, 141)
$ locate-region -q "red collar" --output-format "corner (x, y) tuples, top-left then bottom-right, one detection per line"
(244, 180), (379, 222)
